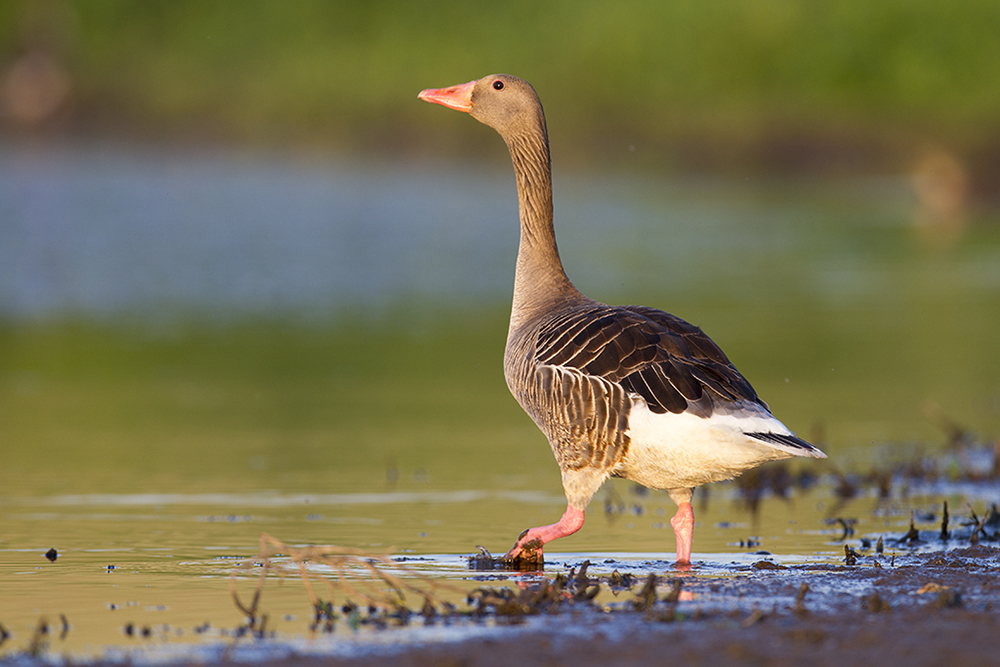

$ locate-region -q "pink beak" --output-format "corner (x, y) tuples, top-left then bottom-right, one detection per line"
(417, 80), (475, 113)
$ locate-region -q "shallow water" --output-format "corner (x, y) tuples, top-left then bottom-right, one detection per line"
(1, 143), (1000, 661)
(2, 474), (998, 660)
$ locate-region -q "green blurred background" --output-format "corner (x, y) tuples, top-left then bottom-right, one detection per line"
(2, 0), (999, 182)
(1, 0), (999, 502)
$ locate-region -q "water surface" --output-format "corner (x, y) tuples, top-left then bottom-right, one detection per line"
(1, 143), (999, 660)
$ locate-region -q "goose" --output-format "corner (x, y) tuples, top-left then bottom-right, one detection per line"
(418, 74), (826, 566)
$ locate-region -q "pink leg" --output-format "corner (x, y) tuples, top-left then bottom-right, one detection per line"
(670, 502), (694, 565)
(503, 505), (585, 563)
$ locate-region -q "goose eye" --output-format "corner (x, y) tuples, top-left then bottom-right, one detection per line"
(492, 80), (504, 90)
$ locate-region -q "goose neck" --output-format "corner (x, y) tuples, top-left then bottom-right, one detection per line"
(503, 128), (579, 330)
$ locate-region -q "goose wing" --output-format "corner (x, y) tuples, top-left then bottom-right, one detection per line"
(528, 304), (823, 469)
(535, 304), (761, 417)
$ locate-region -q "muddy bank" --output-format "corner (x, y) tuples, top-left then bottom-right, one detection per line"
(284, 548), (1000, 667)
(18, 545), (987, 667)
(312, 546), (1000, 667)
(304, 611), (999, 667)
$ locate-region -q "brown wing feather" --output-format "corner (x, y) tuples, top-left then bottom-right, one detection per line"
(523, 363), (631, 472)
(535, 304), (762, 416)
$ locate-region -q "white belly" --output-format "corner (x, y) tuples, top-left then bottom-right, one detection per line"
(617, 400), (795, 490)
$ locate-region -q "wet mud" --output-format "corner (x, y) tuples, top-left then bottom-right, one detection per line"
(279, 546), (1000, 667)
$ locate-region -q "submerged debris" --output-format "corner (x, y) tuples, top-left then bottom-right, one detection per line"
(874, 500), (1000, 550)
(940, 501), (950, 540)
(662, 578), (684, 604)
(626, 574), (686, 622)
(986, 504), (1000, 529)
(844, 545), (859, 566)
(310, 600), (335, 634)
(467, 577), (572, 620)
(753, 559), (787, 571)
(631, 574), (659, 612)
(26, 617), (50, 657)
(419, 595), (435, 621)
(568, 561), (601, 602)
(608, 569), (636, 594)
(900, 512), (922, 545)
(825, 517), (857, 541)
(968, 504), (990, 545)
(467, 542), (544, 572)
